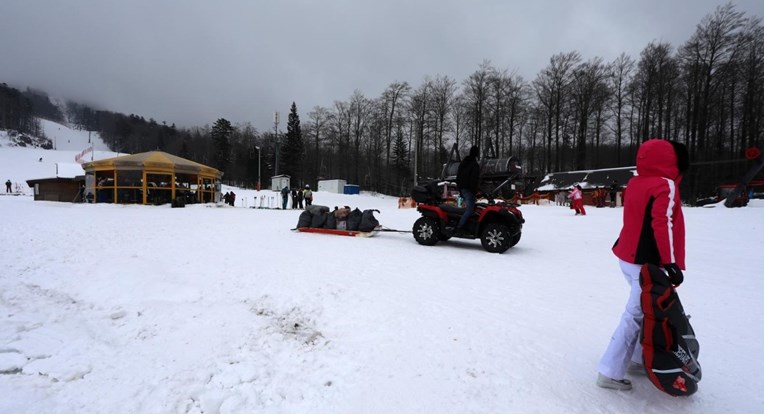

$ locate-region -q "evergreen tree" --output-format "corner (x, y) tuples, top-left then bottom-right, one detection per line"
(281, 102), (304, 182)
(211, 118), (233, 173)
(392, 125), (409, 191)
(180, 139), (190, 159)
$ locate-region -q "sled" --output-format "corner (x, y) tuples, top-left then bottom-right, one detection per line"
(640, 263), (701, 397)
(292, 226), (381, 238)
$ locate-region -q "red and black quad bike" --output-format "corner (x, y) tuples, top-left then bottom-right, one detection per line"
(410, 178), (525, 253)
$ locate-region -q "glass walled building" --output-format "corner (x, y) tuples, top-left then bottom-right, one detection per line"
(81, 151), (223, 205)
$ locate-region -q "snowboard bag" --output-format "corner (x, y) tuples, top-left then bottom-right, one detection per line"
(640, 263), (701, 396)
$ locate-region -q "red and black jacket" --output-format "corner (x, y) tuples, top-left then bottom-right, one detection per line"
(613, 139), (686, 269)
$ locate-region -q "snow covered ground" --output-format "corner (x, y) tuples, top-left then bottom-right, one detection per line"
(0, 128), (763, 413)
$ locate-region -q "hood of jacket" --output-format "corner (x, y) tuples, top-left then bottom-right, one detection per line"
(636, 139), (680, 180)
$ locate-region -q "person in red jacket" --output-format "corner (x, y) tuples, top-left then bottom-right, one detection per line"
(596, 138), (689, 391)
(568, 185), (586, 215)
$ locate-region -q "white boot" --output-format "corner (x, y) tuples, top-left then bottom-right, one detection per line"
(597, 373), (633, 390)
(627, 361), (647, 376)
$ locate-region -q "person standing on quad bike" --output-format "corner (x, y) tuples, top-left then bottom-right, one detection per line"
(455, 145), (481, 234)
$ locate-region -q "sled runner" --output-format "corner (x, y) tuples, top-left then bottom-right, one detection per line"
(640, 263), (701, 397)
(292, 226), (381, 238)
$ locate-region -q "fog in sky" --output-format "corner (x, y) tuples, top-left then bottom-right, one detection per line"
(1, 0), (762, 130)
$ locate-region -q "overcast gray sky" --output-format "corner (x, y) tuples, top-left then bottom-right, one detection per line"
(1, 0), (762, 130)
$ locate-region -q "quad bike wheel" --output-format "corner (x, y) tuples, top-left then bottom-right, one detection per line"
(507, 232), (522, 248)
(413, 217), (439, 246)
(480, 222), (512, 253)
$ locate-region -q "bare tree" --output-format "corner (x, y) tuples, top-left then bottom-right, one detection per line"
(737, 16), (764, 152)
(534, 52), (581, 171)
(505, 74), (528, 157)
(408, 79), (431, 182)
(632, 42), (677, 142)
(307, 106), (331, 182)
(381, 81), (411, 171)
(462, 61), (493, 151)
(331, 100), (351, 179)
(430, 75), (457, 166)
(532, 70), (554, 171)
(607, 53), (635, 165)
(570, 57), (609, 169)
(349, 90), (371, 184)
(678, 3), (746, 156)
(451, 94), (469, 154)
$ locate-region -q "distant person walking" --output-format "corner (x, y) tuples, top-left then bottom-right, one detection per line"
(610, 180), (619, 207)
(303, 185), (313, 207)
(281, 186), (290, 209)
(5, 179), (11, 193)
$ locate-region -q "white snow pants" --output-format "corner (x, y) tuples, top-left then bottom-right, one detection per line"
(597, 260), (644, 380)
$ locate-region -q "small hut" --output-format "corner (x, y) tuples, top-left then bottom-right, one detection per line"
(271, 175), (290, 191)
(26, 163), (86, 202)
(81, 151), (223, 205)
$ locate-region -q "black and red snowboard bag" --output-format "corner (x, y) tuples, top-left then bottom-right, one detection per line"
(639, 263), (702, 396)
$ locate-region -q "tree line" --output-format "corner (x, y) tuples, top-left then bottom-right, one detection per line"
(2, 4), (762, 201)
(0, 84), (54, 138)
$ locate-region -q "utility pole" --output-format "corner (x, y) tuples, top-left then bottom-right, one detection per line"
(255, 146), (261, 191)
(413, 132), (418, 187)
(274, 112), (280, 176)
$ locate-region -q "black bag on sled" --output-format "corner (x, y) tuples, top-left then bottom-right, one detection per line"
(297, 205), (330, 229)
(324, 211), (337, 229)
(640, 263), (701, 397)
(296, 211), (312, 228)
(307, 204), (329, 216)
(347, 208), (362, 231)
(359, 209), (380, 232)
(308, 205), (330, 228)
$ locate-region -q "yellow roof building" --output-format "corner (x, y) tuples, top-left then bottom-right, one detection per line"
(81, 151), (223, 205)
